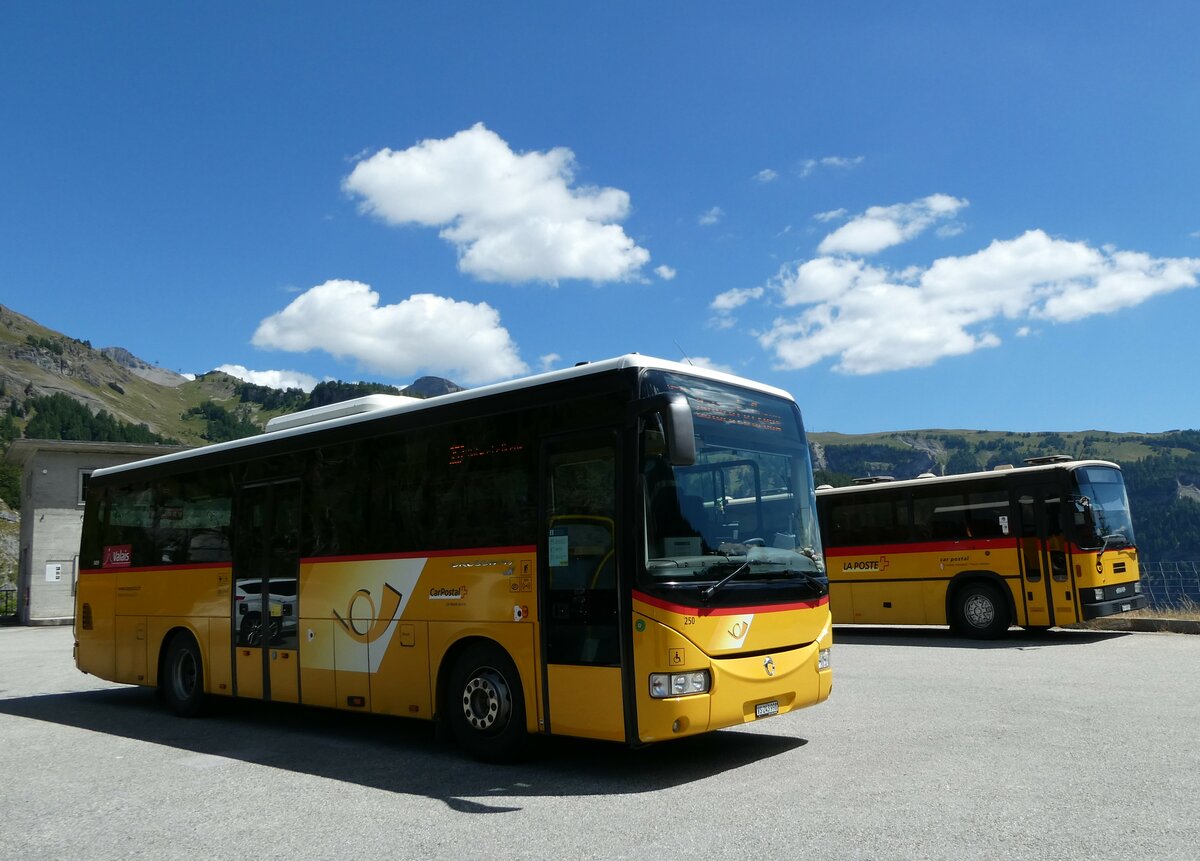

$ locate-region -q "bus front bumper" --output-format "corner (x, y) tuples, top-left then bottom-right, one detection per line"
(1081, 591), (1148, 620)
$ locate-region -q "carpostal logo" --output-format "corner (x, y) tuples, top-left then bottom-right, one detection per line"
(842, 556), (890, 573)
(429, 586), (469, 601)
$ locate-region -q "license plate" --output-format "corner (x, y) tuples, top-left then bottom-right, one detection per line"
(755, 700), (779, 719)
(1121, 603), (1132, 612)
(1115, 586), (1127, 595)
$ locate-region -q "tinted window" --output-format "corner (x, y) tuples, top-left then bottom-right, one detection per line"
(826, 491), (907, 546)
(92, 469), (233, 567)
(913, 481), (1009, 541)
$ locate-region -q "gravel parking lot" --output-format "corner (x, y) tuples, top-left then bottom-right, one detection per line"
(2, 624), (1198, 860)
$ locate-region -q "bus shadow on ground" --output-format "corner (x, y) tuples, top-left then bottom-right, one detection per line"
(0, 687), (806, 812)
(832, 625), (1131, 649)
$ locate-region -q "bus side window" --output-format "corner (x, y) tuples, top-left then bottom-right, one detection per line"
(966, 489), (1009, 540)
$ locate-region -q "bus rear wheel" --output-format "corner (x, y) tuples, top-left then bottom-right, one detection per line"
(951, 582), (1010, 639)
(161, 632), (206, 717)
(446, 644), (528, 762)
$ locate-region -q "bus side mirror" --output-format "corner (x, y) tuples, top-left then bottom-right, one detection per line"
(638, 393), (696, 467)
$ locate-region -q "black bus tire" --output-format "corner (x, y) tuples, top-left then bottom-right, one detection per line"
(446, 644), (528, 762)
(951, 582), (1010, 639)
(161, 631), (207, 717)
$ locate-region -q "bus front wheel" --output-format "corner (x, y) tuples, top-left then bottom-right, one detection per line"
(446, 644), (528, 762)
(951, 582), (1010, 639)
(160, 632), (207, 717)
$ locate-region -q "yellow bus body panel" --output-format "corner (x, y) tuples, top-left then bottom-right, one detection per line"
(114, 615), (146, 685)
(299, 618), (338, 708)
(546, 665), (624, 741)
(78, 547), (832, 746)
(828, 544), (1024, 626)
(292, 553), (537, 724)
(632, 595), (832, 743)
(828, 542), (1142, 628)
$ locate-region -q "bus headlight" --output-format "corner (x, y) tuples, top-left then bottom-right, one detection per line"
(1094, 588), (1105, 601)
(1134, 581), (1142, 594)
(818, 648), (831, 670)
(649, 670), (711, 699)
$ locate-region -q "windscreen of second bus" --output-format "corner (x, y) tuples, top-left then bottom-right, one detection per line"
(1071, 466), (1137, 550)
(639, 371), (824, 581)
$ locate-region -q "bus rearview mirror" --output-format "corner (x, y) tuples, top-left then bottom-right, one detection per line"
(639, 393), (696, 467)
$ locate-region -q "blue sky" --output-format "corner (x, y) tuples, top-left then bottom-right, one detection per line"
(3, 2), (1199, 434)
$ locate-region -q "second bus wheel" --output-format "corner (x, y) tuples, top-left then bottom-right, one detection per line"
(951, 582), (1011, 639)
(446, 644), (529, 762)
(160, 631), (207, 717)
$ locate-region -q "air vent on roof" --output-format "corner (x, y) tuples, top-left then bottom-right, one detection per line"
(265, 394), (421, 432)
(916, 472), (936, 479)
(852, 476), (895, 485)
(1023, 454), (1073, 465)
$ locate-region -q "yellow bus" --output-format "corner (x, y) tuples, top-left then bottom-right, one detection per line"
(75, 355), (832, 759)
(815, 457), (1145, 638)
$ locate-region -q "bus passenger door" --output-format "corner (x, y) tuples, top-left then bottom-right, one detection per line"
(539, 434), (626, 741)
(1014, 482), (1074, 627)
(233, 480), (301, 703)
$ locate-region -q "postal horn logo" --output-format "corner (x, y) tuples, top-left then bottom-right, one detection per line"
(334, 583), (403, 644)
(763, 656), (776, 677)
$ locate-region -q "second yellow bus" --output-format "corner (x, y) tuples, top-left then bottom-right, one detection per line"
(815, 456), (1145, 637)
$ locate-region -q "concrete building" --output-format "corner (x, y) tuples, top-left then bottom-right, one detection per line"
(4, 440), (188, 625)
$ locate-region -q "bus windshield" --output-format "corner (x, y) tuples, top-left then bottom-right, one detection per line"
(639, 371), (825, 597)
(1071, 466), (1137, 550)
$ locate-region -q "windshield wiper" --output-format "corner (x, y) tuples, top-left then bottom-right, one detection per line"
(785, 569), (829, 597)
(699, 560), (749, 602)
(1098, 532), (1129, 557)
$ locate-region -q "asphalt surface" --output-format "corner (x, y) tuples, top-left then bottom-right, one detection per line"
(2, 624), (1198, 860)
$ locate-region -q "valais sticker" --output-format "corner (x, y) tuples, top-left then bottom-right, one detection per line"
(103, 544), (132, 568)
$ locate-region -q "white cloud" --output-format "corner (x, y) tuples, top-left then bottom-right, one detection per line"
(818, 194), (968, 256)
(699, 206), (724, 226)
(799, 155), (865, 178)
(252, 279), (529, 386)
(708, 316), (737, 331)
(814, 208), (847, 223)
(745, 212), (1200, 375)
(710, 286), (764, 313)
(539, 353), (561, 372)
(216, 365), (322, 392)
(755, 169), (779, 183)
(708, 286), (764, 330)
(655, 264), (677, 281)
(342, 123), (650, 284)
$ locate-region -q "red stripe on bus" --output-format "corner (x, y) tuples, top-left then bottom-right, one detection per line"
(823, 539), (1131, 557)
(300, 545), (537, 565)
(824, 538), (1020, 556)
(79, 561), (231, 576)
(79, 545), (538, 576)
(633, 590), (829, 617)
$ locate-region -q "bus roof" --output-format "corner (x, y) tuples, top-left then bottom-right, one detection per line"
(92, 354), (796, 480)
(815, 458), (1123, 496)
